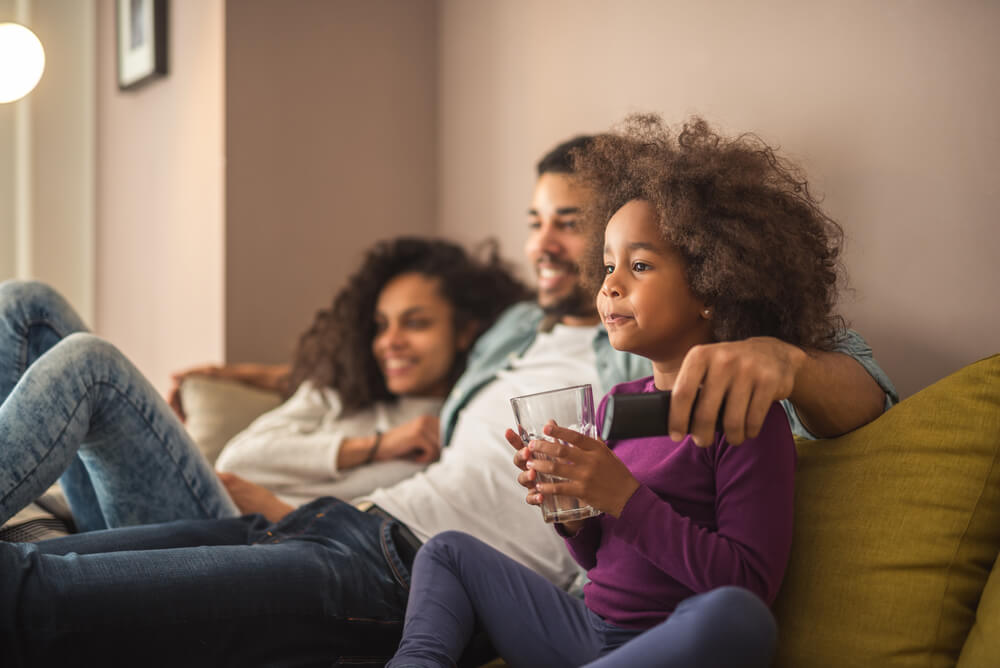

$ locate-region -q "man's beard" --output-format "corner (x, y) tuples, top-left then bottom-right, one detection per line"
(536, 255), (597, 321)
(540, 285), (597, 321)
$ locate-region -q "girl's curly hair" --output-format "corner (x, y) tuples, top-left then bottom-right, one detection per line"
(286, 237), (531, 412)
(574, 114), (846, 350)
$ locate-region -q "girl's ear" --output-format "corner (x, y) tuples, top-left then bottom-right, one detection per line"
(456, 320), (480, 352)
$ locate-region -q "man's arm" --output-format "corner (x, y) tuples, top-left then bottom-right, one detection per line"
(788, 348), (886, 439)
(670, 336), (890, 446)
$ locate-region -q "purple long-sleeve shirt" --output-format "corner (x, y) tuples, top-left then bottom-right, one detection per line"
(563, 376), (796, 630)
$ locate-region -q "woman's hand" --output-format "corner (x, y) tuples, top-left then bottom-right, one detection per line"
(505, 421), (640, 519)
(339, 415), (442, 470)
(167, 363), (291, 421)
(376, 415), (442, 464)
(217, 472), (294, 523)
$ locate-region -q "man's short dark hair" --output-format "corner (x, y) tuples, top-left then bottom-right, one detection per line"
(535, 135), (596, 176)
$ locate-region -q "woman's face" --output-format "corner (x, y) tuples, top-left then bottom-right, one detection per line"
(372, 272), (465, 398)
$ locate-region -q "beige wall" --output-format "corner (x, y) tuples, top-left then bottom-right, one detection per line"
(438, 0), (1000, 398)
(0, 0), (95, 323)
(224, 0), (439, 364)
(96, 0), (225, 393)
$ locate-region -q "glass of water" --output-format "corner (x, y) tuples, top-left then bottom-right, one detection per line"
(510, 384), (603, 523)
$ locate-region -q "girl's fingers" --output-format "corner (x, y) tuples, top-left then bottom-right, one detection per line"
(504, 428), (526, 450)
(528, 438), (586, 463)
(542, 422), (601, 451)
(534, 480), (583, 499)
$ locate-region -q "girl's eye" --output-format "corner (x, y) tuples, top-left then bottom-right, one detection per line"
(405, 319), (432, 330)
(603, 264), (614, 275)
(632, 261), (650, 272)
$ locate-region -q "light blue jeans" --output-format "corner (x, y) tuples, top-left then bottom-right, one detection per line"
(0, 280), (447, 665)
(0, 279), (237, 529)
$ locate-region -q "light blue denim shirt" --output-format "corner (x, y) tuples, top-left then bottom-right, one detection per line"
(440, 301), (898, 446)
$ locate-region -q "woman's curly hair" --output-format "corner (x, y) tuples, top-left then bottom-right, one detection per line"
(574, 114), (846, 350)
(286, 237), (531, 412)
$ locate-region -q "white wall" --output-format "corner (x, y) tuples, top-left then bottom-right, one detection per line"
(95, 0), (225, 393)
(438, 0), (1000, 397)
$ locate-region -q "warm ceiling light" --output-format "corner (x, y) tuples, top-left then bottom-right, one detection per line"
(0, 22), (46, 103)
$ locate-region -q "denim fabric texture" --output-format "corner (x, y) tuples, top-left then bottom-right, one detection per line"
(0, 281), (415, 666)
(0, 498), (413, 666)
(0, 280), (238, 529)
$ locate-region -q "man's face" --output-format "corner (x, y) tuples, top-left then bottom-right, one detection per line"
(524, 173), (598, 324)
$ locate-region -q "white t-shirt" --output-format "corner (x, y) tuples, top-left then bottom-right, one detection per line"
(364, 323), (601, 587)
(216, 382), (443, 507)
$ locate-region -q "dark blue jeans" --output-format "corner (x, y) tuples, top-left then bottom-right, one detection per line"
(0, 497), (413, 667)
(389, 531), (777, 668)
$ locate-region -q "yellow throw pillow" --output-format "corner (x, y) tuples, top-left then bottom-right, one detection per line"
(772, 354), (1000, 668)
(956, 546), (1000, 667)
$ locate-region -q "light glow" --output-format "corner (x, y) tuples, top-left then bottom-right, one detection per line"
(0, 22), (46, 103)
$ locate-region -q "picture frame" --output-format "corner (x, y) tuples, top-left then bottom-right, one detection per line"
(116, 0), (168, 90)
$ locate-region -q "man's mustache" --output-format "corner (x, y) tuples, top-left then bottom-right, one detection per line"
(535, 253), (580, 274)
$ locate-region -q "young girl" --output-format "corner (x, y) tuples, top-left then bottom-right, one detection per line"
(388, 116), (846, 668)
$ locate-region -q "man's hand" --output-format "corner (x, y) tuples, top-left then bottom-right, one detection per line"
(217, 472), (294, 522)
(670, 337), (806, 447)
(505, 421), (639, 519)
(167, 363), (290, 421)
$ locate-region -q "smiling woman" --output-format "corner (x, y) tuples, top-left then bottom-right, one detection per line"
(210, 237), (531, 513)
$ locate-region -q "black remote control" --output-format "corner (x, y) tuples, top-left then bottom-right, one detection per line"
(601, 390), (725, 441)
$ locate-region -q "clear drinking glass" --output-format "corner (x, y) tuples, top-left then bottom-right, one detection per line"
(510, 384), (603, 523)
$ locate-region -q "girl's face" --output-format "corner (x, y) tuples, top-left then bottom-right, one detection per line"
(597, 200), (712, 369)
(372, 273), (469, 398)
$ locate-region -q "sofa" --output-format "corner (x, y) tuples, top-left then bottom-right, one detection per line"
(176, 353), (1000, 667)
(7, 355), (996, 666)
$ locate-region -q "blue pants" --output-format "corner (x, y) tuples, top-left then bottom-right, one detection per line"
(0, 498), (413, 666)
(0, 279), (237, 529)
(389, 531), (778, 668)
(0, 281), (413, 665)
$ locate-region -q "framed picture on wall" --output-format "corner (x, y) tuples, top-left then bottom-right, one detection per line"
(116, 0), (168, 90)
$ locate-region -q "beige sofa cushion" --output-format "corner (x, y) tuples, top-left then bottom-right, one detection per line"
(180, 376), (283, 464)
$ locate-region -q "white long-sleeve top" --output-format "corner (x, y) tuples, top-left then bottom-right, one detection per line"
(215, 381), (443, 507)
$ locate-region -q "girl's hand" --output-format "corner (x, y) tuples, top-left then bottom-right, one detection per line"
(526, 421), (640, 518)
(377, 415), (442, 464)
(505, 428), (541, 501)
(506, 422), (640, 518)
